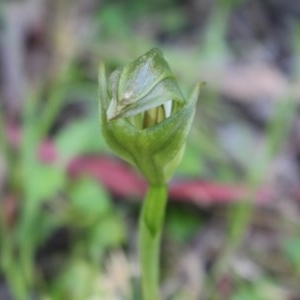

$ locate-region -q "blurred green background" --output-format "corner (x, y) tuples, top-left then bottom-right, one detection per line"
(1, 0), (300, 299)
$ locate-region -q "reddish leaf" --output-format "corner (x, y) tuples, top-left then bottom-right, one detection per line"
(37, 138), (57, 164)
(67, 156), (272, 205)
(4, 123), (273, 205)
(5, 122), (21, 149)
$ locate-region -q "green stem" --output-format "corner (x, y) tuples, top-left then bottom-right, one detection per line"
(138, 184), (168, 300)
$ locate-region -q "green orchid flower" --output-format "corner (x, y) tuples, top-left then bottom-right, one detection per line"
(98, 48), (201, 185)
(98, 48), (202, 300)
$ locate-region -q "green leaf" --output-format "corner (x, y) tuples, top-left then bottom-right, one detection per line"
(28, 164), (65, 201)
(283, 236), (300, 272)
(52, 259), (98, 300)
(89, 215), (126, 251)
(55, 118), (108, 161)
(166, 207), (201, 242)
(68, 178), (111, 220)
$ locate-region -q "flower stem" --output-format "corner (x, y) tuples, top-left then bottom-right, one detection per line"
(139, 184), (168, 300)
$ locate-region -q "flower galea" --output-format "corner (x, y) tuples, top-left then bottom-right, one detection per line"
(98, 48), (201, 185)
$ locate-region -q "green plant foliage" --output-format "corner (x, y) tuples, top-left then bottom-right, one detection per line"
(68, 178), (111, 221)
(49, 259), (101, 300)
(232, 279), (287, 300)
(68, 178), (125, 244)
(177, 141), (202, 177)
(98, 4), (132, 39)
(166, 207), (202, 243)
(28, 164), (65, 202)
(283, 236), (300, 273)
(89, 214), (125, 250)
(67, 178), (126, 261)
(55, 118), (109, 161)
